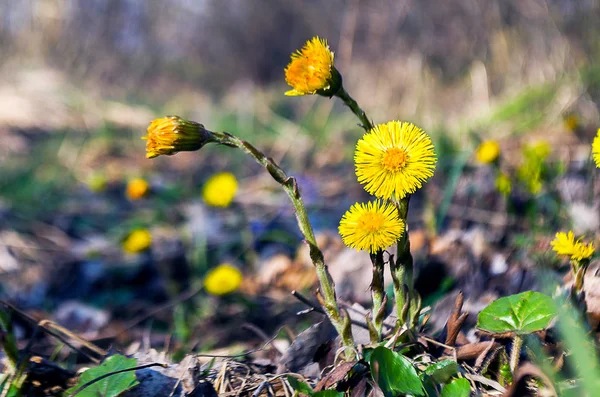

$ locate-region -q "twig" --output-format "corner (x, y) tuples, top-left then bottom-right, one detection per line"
(445, 291), (468, 346)
(291, 291), (375, 331)
(464, 373), (507, 394)
(67, 362), (167, 397)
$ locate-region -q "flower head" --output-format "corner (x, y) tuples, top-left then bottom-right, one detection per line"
(495, 172), (511, 196)
(551, 231), (594, 262)
(204, 263), (243, 296)
(355, 121), (436, 200)
(123, 229), (152, 253)
(475, 140), (500, 164)
(339, 200), (405, 254)
(564, 114), (580, 132)
(285, 37), (340, 97)
(592, 129), (600, 168)
(203, 172), (238, 208)
(126, 177), (149, 200)
(143, 116), (214, 159)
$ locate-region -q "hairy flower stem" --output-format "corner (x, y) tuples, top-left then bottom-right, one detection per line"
(212, 131), (355, 359)
(335, 87), (373, 132)
(370, 250), (386, 342)
(510, 334), (523, 374)
(392, 196), (414, 330)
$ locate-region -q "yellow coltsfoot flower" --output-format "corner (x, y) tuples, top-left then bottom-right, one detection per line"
(551, 231), (594, 262)
(592, 128), (600, 168)
(355, 121), (436, 200)
(123, 229), (152, 254)
(285, 37), (341, 97)
(339, 200), (404, 254)
(495, 172), (511, 196)
(126, 177), (149, 200)
(143, 116), (215, 159)
(204, 263), (243, 296)
(475, 140), (500, 164)
(202, 172), (238, 208)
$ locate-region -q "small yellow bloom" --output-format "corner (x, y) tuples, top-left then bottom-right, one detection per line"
(495, 173), (511, 196)
(339, 200), (405, 254)
(475, 140), (500, 164)
(355, 121), (436, 200)
(285, 37), (340, 97)
(202, 172), (238, 208)
(592, 129), (600, 168)
(551, 231), (594, 262)
(87, 173), (107, 193)
(564, 114), (580, 132)
(126, 178), (149, 200)
(204, 264), (243, 296)
(123, 229), (152, 254)
(143, 116), (214, 159)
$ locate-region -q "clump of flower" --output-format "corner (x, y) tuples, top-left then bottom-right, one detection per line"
(339, 200), (404, 254)
(126, 177), (149, 200)
(495, 172), (512, 196)
(143, 116), (214, 159)
(475, 140), (501, 164)
(87, 173), (107, 193)
(517, 141), (551, 194)
(551, 231), (594, 263)
(592, 128), (600, 168)
(355, 121), (437, 200)
(202, 172), (238, 208)
(204, 263), (243, 296)
(564, 113), (580, 132)
(123, 229), (152, 253)
(284, 37), (340, 97)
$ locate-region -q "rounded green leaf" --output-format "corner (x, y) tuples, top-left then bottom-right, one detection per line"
(477, 291), (557, 335)
(369, 346), (424, 397)
(441, 378), (471, 397)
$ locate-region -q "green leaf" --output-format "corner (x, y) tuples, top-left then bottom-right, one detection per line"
(424, 360), (458, 384)
(312, 391), (344, 397)
(65, 355), (139, 397)
(369, 346), (423, 397)
(441, 378), (471, 397)
(287, 376), (314, 396)
(476, 291), (557, 335)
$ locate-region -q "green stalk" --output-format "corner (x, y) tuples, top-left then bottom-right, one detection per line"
(335, 87), (374, 132)
(212, 131), (355, 358)
(392, 196), (414, 329)
(0, 308), (18, 370)
(370, 250), (386, 342)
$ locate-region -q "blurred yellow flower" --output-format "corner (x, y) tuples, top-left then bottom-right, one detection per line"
(202, 172), (238, 207)
(204, 263), (243, 296)
(355, 121), (436, 200)
(564, 114), (580, 132)
(143, 116), (214, 159)
(339, 200), (404, 254)
(123, 229), (152, 253)
(551, 231), (594, 262)
(87, 173), (107, 193)
(592, 129), (600, 168)
(475, 140), (500, 164)
(517, 141), (551, 194)
(285, 37), (339, 96)
(126, 178), (149, 200)
(495, 172), (511, 196)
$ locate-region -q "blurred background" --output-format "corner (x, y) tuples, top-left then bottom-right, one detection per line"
(2, 0), (600, 353)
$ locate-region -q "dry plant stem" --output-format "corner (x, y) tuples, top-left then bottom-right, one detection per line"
(509, 334), (523, 374)
(370, 250), (386, 341)
(213, 131), (355, 359)
(335, 87), (373, 132)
